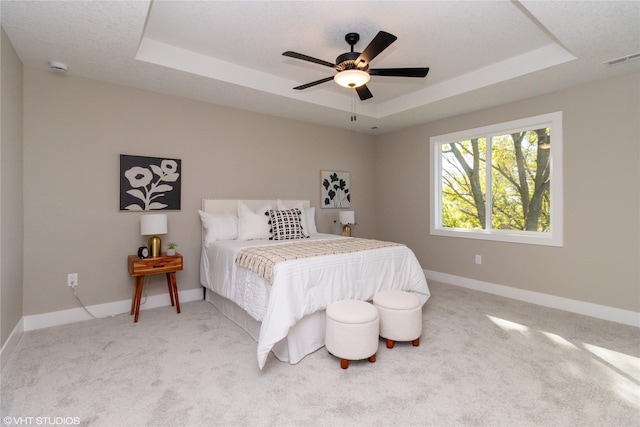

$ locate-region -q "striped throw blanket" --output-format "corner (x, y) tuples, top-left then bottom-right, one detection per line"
(236, 238), (402, 283)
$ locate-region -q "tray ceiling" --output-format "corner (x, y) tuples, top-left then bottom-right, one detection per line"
(2, 1), (639, 134)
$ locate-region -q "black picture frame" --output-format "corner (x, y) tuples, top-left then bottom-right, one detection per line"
(321, 170), (351, 208)
(120, 154), (181, 211)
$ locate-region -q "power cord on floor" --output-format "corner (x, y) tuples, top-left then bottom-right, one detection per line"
(70, 279), (147, 319)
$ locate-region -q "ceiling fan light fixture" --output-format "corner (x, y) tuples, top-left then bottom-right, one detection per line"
(335, 69), (370, 88)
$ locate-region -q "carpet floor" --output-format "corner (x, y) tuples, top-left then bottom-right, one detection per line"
(2, 281), (639, 426)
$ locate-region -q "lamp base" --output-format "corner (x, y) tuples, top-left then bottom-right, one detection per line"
(148, 235), (162, 257)
(341, 224), (352, 237)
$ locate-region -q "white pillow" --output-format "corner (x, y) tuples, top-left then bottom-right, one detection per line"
(305, 207), (318, 236)
(277, 200), (315, 237)
(198, 210), (238, 245)
(237, 201), (272, 240)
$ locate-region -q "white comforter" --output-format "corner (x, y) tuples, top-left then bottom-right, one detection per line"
(200, 234), (430, 369)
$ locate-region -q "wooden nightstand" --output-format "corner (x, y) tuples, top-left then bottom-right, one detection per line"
(127, 252), (183, 322)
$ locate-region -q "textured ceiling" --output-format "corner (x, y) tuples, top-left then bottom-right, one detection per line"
(2, 1), (639, 134)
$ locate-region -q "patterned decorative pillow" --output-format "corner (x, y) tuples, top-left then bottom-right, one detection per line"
(276, 200), (318, 237)
(268, 209), (307, 240)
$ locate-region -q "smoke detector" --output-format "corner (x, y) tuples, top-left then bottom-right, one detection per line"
(48, 61), (68, 72)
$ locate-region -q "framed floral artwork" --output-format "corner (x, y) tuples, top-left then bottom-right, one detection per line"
(120, 154), (181, 211)
(321, 170), (351, 208)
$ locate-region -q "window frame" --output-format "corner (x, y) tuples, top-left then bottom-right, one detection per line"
(430, 112), (563, 247)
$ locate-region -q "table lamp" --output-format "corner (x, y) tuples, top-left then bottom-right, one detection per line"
(141, 213), (167, 257)
(339, 211), (355, 236)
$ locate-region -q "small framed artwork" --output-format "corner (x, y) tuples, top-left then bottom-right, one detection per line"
(321, 170), (351, 208)
(120, 154), (181, 211)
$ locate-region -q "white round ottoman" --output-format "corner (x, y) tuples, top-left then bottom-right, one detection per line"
(325, 300), (379, 369)
(373, 290), (423, 349)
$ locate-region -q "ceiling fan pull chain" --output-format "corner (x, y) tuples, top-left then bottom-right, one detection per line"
(350, 92), (357, 122)
(354, 93), (357, 121)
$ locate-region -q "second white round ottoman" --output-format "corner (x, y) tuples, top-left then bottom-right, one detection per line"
(373, 290), (423, 349)
(325, 299), (379, 369)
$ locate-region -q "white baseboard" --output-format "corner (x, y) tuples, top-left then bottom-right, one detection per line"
(425, 270), (640, 328)
(1, 317), (24, 372)
(22, 288), (204, 332)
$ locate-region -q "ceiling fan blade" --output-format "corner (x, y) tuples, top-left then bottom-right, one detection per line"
(355, 31), (397, 69)
(283, 51), (336, 68)
(293, 76), (335, 90)
(355, 84), (373, 101)
(369, 67), (430, 78)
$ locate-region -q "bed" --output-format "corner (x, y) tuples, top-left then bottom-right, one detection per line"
(199, 198), (430, 369)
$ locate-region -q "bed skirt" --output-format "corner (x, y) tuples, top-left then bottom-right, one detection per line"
(204, 289), (327, 366)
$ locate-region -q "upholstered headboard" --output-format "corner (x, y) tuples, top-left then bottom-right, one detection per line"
(201, 199), (310, 214)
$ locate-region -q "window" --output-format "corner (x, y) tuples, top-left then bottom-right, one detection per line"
(430, 112), (563, 246)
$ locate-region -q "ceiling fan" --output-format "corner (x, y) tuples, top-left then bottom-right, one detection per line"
(283, 31), (429, 101)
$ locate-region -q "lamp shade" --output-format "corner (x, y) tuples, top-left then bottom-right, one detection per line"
(334, 70), (370, 88)
(140, 214), (167, 236)
(339, 211), (355, 225)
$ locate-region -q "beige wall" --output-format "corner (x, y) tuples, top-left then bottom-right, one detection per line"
(22, 68), (376, 316)
(375, 72), (640, 312)
(1, 28), (24, 347)
(9, 55), (640, 322)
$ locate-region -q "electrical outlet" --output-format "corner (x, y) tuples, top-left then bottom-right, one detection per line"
(67, 273), (78, 287)
(475, 255), (482, 265)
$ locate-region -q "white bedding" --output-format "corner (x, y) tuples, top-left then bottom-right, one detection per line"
(200, 233), (430, 369)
